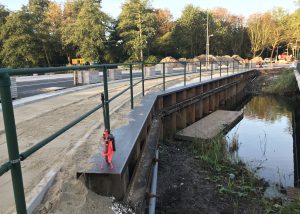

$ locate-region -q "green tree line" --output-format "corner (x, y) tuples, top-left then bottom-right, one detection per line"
(0, 0), (299, 68)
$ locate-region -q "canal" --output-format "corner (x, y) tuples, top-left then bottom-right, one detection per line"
(227, 95), (300, 187)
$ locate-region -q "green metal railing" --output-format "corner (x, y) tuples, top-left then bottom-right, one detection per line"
(0, 60), (252, 213)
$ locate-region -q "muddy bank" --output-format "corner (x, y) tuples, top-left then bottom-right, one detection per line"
(156, 140), (272, 214)
(250, 68), (299, 96)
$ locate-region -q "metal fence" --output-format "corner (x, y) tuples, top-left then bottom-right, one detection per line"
(0, 60), (253, 213)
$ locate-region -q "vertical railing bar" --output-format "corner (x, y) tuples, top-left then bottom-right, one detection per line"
(211, 61), (213, 79)
(163, 63), (166, 91)
(103, 66), (110, 132)
(0, 73), (27, 214)
(227, 61), (229, 76)
(184, 62), (186, 86)
(130, 64), (134, 109)
(199, 62), (202, 82)
(142, 62), (144, 96)
(219, 62), (222, 77)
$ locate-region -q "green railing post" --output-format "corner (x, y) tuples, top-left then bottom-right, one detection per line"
(199, 62), (202, 82)
(183, 62), (187, 86)
(211, 63), (213, 79)
(130, 64), (134, 109)
(163, 63), (166, 91)
(141, 62), (144, 96)
(102, 66), (110, 132)
(227, 61), (229, 75)
(0, 73), (27, 214)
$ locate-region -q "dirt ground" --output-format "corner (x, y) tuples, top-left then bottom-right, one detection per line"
(156, 140), (265, 214)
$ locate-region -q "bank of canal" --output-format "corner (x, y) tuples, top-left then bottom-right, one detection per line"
(157, 69), (300, 213)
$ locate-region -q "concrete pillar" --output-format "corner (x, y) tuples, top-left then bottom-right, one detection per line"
(145, 67), (156, 77)
(187, 63), (196, 73)
(109, 69), (122, 80)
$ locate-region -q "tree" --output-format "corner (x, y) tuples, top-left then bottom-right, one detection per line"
(61, 0), (109, 63)
(0, 4), (10, 67)
(247, 13), (273, 57)
(211, 8), (246, 56)
(154, 9), (174, 36)
(172, 5), (207, 58)
(0, 4), (9, 25)
(45, 2), (65, 65)
(118, 0), (155, 61)
(268, 8), (287, 59)
(151, 9), (175, 57)
(103, 20), (127, 63)
(0, 10), (40, 67)
(28, 0), (53, 66)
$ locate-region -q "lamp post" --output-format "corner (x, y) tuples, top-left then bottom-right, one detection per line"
(206, 10), (213, 69)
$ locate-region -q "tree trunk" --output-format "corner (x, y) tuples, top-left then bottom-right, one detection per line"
(43, 43), (51, 66)
(138, 12), (143, 62)
(270, 46), (276, 61)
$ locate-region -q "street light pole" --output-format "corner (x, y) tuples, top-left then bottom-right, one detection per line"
(206, 10), (213, 69)
(206, 10), (209, 69)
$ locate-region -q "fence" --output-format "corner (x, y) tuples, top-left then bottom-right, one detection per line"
(0, 60), (253, 213)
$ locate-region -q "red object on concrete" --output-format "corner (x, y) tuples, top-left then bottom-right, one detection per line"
(100, 130), (115, 169)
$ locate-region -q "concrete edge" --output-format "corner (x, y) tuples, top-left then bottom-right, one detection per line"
(26, 169), (59, 214)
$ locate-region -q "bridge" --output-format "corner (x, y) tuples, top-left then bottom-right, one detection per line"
(0, 61), (288, 213)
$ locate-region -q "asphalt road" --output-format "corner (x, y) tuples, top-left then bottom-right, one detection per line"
(15, 71), (144, 99)
(16, 77), (74, 98)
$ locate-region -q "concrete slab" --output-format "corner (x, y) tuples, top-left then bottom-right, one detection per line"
(176, 110), (243, 141)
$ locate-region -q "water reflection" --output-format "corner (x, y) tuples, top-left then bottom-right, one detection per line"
(227, 96), (300, 187)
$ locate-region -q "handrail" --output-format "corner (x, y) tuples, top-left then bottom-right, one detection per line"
(0, 59), (251, 213)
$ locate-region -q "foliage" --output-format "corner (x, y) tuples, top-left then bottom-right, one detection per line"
(0, 0), (299, 67)
(280, 200), (300, 213)
(0, 9), (40, 68)
(172, 5), (207, 58)
(263, 69), (298, 95)
(0, 4), (9, 25)
(247, 12), (273, 57)
(118, 0), (155, 62)
(144, 55), (159, 63)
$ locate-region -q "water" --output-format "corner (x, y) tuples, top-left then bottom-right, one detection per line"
(227, 95), (300, 187)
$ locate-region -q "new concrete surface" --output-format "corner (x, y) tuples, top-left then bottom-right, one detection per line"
(176, 110), (243, 141)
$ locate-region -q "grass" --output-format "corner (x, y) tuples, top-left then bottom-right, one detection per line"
(188, 135), (283, 213)
(263, 69), (298, 95)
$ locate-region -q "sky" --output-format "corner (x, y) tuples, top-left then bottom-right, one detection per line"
(1, 0), (298, 19)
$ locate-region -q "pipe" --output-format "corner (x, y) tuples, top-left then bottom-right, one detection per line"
(149, 149), (159, 214)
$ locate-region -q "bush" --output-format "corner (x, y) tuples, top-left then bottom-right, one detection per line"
(144, 55), (159, 64)
(264, 69), (298, 95)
